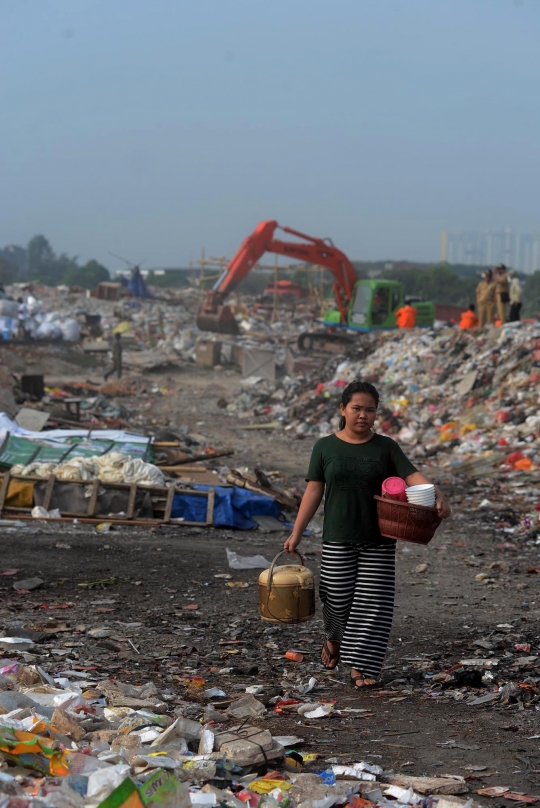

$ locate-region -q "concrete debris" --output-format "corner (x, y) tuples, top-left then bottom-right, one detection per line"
(0, 651), (477, 807)
(224, 323), (540, 473)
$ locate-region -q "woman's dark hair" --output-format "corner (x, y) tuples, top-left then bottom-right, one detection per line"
(338, 381), (379, 430)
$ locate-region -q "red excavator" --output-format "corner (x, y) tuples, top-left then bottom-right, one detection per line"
(196, 220), (357, 336)
(196, 220), (461, 349)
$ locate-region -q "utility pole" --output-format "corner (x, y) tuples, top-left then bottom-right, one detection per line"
(200, 247), (205, 292)
(440, 231), (448, 263)
(271, 255), (279, 323)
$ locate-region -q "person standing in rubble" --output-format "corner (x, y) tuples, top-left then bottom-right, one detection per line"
(508, 271), (522, 322)
(476, 269), (495, 327)
(104, 332), (123, 381)
(17, 297), (28, 339)
(284, 380), (451, 689)
(395, 299), (417, 328)
(495, 264), (510, 325)
(460, 304), (478, 329)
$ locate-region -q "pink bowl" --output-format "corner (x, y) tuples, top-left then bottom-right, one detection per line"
(382, 477), (407, 502)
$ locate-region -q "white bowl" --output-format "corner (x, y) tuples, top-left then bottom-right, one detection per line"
(405, 484), (435, 494)
(406, 495), (436, 505)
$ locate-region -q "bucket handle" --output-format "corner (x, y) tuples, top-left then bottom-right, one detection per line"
(266, 549), (305, 593)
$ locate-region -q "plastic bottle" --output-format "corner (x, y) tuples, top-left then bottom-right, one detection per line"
(316, 769), (336, 786)
(285, 651), (303, 662)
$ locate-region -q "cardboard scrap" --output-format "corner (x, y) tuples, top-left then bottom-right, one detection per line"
(384, 775), (468, 796)
(52, 707), (86, 741)
(139, 769), (190, 808)
(95, 777), (144, 808)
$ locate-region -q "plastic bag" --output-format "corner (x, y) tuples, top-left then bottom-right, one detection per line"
(226, 548), (271, 570)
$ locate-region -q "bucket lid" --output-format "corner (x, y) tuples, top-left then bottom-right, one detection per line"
(382, 477), (406, 494)
(259, 564), (313, 587)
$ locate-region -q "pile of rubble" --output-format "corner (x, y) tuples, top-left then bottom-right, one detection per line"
(11, 453), (166, 487)
(0, 655), (484, 808)
(4, 284), (198, 347)
(225, 322), (540, 470)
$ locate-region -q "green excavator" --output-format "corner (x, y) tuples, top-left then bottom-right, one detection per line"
(196, 220), (461, 350)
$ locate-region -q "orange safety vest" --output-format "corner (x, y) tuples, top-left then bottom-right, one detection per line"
(460, 310), (478, 329)
(396, 305), (417, 328)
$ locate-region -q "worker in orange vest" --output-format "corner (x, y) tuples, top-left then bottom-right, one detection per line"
(459, 304), (479, 329)
(395, 300), (417, 328)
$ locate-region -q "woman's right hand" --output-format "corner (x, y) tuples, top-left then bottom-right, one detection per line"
(284, 533), (302, 553)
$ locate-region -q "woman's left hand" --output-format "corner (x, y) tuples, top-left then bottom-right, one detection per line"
(435, 489), (451, 519)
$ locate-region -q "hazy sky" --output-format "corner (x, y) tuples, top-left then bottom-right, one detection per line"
(2, 0), (539, 268)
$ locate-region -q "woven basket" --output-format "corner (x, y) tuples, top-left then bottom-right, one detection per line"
(374, 495), (442, 545)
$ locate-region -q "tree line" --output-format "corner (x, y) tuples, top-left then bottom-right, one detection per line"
(1, 236), (539, 317)
(0, 235), (110, 289)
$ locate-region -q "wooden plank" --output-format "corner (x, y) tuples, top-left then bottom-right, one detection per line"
(175, 449), (233, 464)
(0, 432), (10, 460)
(1, 507), (33, 513)
(0, 472), (12, 512)
(28, 445), (43, 464)
(42, 475), (57, 510)
(2, 474), (215, 528)
(205, 487), (215, 525)
(143, 438), (152, 462)
(59, 444), (76, 462)
(126, 484), (138, 519)
(163, 486), (175, 524)
(2, 514), (209, 527)
(159, 464), (209, 472)
(87, 479), (100, 517)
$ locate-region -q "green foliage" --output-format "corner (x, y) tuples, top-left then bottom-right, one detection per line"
(27, 235), (77, 285)
(292, 268), (309, 288)
(523, 272), (540, 317)
(382, 265), (479, 307)
(434, 262), (491, 278)
(350, 262), (373, 279)
(27, 235), (55, 277)
(64, 260), (110, 289)
(0, 257), (17, 286)
(236, 271), (273, 295)
(25, 235), (110, 288)
(0, 245), (27, 276)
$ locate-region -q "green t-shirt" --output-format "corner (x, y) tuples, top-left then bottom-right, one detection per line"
(306, 433), (417, 545)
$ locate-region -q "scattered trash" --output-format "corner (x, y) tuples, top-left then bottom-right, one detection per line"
(226, 694), (267, 719)
(12, 576), (44, 591)
(226, 547), (271, 570)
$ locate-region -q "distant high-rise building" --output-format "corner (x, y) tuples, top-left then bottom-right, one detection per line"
(442, 229), (539, 273)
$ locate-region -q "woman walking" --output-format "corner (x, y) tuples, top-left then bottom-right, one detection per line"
(284, 381), (451, 688)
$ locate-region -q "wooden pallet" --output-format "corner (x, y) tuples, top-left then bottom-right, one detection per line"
(0, 472), (215, 527)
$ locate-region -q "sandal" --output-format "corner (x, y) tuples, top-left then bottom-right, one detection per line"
(321, 640), (340, 670)
(349, 674), (378, 689)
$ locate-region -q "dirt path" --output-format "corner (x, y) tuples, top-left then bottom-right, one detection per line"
(1, 361), (539, 801)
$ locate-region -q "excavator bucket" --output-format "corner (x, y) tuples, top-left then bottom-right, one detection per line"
(196, 304), (240, 335)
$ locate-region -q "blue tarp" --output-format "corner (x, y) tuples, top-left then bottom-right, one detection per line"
(127, 268), (152, 299)
(171, 485), (282, 530)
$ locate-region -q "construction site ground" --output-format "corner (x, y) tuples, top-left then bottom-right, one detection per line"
(2, 360), (540, 802)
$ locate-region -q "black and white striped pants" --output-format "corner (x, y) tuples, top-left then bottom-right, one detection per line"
(319, 541), (396, 677)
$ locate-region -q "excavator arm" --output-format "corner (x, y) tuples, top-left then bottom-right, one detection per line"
(196, 220), (358, 334)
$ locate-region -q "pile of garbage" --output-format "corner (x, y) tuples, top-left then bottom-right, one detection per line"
(11, 453), (166, 488)
(0, 657), (481, 808)
(225, 322), (540, 469)
(4, 283), (197, 346)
